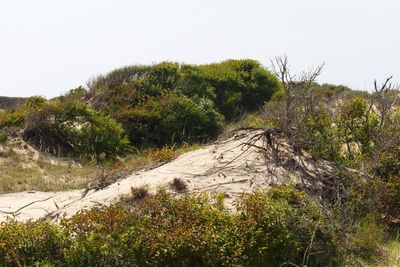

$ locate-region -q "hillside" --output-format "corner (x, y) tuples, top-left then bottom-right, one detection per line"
(0, 128), (336, 222)
(0, 59), (399, 266)
(0, 96), (24, 110)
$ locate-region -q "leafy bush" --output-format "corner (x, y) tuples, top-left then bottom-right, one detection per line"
(0, 187), (362, 266)
(338, 97), (378, 158)
(116, 93), (224, 147)
(235, 187), (343, 266)
(178, 59), (281, 120)
(23, 100), (131, 161)
(89, 60), (280, 120)
(89, 62), (180, 112)
(0, 108), (26, 129)
(0, 219), (68, 266)
(85, 60), (281, 148)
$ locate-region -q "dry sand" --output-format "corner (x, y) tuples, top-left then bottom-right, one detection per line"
(0, 129), (329, 222)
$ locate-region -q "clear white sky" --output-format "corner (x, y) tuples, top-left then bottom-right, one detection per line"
(0, 0), (399, 98)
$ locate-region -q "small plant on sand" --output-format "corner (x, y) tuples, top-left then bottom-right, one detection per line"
(169, 178), (188, 193)
(129, 186), (149, 202)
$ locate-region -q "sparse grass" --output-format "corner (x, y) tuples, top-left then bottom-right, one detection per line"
(86, 144), (203, 190)
(0, 142), (203, 193)
(224, 111), (273, 132)
(0, 151), (96, 193)
(122, 143), (202, 171)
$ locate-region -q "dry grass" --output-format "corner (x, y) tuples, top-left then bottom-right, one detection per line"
(0, 141), (202, 193)
(0, 151), (96, 193)
(224, 111), (272, 132)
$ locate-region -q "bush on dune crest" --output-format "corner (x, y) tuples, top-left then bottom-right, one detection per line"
(116, 93), (224, 146)
(88, 59), (280, 148)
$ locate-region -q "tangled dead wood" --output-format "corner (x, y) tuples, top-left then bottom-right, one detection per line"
(211, 127), (356, 206)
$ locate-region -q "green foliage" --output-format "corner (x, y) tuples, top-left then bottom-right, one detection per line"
(338, 97), (378, 158)
(0, 187), (360, 266)
(0, 96), (47, 130)
(24, 96), (47, 110)
(23, 100), (131, 161)
(300, 109), (342, 161)
(235, 187), (343, 266)
(0, 108), (26, 129)
(89, 62), (180, 111)
(346, 215), (385, 263)
(90, 60), (280, 119)
(179, 59), (281, 120)
(59, 86), (88, 102)
(88, 60), (280, 148)
(116, 93), (224, 146)
(0, 219), (68, 266)
(383, 175), (400, 224)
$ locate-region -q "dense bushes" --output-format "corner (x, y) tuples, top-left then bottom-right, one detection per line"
(263, 62), (400, 230)
(0, 108), (26, 129)
(0, 187), (366, 266)
(116, 93), (224, 146)
(86, 60), (280, 148)
(0, 219), (68, 266)
(177, 60), (281, 119)
(23, 100), (131, 161)
(90, 60), (280, 120)
(2, 60), (281, 152)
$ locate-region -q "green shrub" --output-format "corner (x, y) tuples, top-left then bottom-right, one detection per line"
(61, 188), (344, 267)
(89, 60), (281, 121)
(23, 100), (131, 161)
(0, 187), (381, 266)
(116, 93), (224, 146)
(383, 175), (400, 225)
(89, 62), (180, 112)
(338, 97), (378, 158)
(62, 192), (231, 266)
(300, 109), (342, 162)
(0, 109), (26, 129)
(0, 219), (68, 266)
(179, 59), (281, 120)
(235, 187), (343, 266)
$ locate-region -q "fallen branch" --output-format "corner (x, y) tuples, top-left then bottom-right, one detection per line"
(0, 196), (53, 216)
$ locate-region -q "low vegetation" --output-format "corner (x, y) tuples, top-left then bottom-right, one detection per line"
(0, 187), (384, 266)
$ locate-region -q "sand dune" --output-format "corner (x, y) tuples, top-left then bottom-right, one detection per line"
(0, 129), (330, 222)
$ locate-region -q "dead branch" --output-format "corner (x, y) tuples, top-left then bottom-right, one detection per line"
(0, 196), (53, 216)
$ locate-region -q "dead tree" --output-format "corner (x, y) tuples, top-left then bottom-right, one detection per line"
(367, 76), (400, 177)
(270, 56), (324, 146)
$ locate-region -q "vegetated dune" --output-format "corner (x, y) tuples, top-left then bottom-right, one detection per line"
(0, 129), (334, 222)
(0, 96), (25, 110)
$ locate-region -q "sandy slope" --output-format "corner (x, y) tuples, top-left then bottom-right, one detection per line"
(0, 129), (328, 222)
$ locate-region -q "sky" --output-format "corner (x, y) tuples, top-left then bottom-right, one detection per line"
(0, 0), (399, 98)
